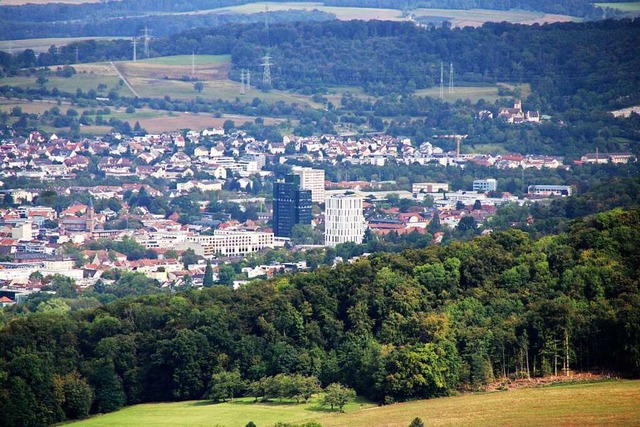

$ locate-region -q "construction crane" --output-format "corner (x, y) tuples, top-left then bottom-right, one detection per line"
(433, 134), (468, 158)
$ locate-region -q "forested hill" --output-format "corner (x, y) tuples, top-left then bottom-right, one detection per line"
(19, 19), (640, 113)
(2, 208), (640, 425)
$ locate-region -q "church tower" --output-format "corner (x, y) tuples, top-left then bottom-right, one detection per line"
(86, 197), (95, 234)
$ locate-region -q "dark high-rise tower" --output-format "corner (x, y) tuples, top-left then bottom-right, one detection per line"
(273, 174), (312, 238)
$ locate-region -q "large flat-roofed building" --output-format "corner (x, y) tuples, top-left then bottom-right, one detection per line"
(527, 185), (572, 197)
(473, 178), (497, 192)
(292, 167), (326, 203)
(186, 230), (275, 258)
(273, 174), (312, 238)
(324, 194), (366, 247)
(412, 182), (449, 194)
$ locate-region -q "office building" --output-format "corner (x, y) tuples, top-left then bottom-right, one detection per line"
(292, 166), (326, 203)
(273, 175), (312, 238)
(324, 194), (366, 247)
(472, 178), (497, 192)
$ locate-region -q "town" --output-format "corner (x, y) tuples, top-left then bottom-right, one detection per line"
(0, 123), (635, 305)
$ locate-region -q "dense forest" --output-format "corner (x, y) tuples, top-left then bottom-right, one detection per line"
(1, 207), (639, 424)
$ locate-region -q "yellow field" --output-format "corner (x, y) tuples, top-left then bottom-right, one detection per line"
(0, 98), (286, 134)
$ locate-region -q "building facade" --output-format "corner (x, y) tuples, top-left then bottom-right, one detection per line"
(324, 194), (366, 247)
(412, 182), (449, 194)
(272, 175), (312, 238)
(527, 185), (572, 197)
(292, 166), (326, 203)
(472, 178), (497, 192)
(186, 230), (275, 258)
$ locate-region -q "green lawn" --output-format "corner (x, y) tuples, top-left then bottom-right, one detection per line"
(0, 74), (127, 95)
(69, 380), (640, 427)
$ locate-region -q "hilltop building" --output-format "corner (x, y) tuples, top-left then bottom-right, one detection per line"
(498, 100), (540, 124)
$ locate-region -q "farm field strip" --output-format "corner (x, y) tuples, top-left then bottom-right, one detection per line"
(0, 37), (129, 53)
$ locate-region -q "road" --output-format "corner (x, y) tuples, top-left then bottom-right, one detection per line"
(110, 61), (140, 98)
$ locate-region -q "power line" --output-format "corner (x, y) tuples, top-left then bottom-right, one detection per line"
(439, 62), (444, 99)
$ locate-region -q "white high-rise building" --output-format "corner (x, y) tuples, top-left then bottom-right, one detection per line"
(324, 194), (366, 247)
(292, 167), (325, 203)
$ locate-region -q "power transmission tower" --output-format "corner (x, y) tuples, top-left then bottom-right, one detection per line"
(240, 69), (246, 94)
(448, 62), (454, 94)
(75, 46), (79, 63)
(261, 54), (272, 88)
(439, 62), (444, 99)
(142, 26), (152, 58)
(191, 51), (195, 75)
(246, 69), (251, 91)
(132, 37), (137, 62)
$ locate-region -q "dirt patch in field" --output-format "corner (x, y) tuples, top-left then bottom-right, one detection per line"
(138, 113), (283, 133)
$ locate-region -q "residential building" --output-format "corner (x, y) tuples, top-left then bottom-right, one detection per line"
(272, 175), (312, 238)
(292, 166), (326, 203)
(324, 194), (366, 247)
(473, 179), (497, 192)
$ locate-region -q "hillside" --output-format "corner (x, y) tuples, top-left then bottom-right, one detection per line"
(2, 208), (640, 425)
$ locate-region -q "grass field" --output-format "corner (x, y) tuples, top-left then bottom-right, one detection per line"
(414, 83), (531, 103)
(69, 380), (640, 427)
(595, 2), (640, 14)
(0, 37), (128, 54)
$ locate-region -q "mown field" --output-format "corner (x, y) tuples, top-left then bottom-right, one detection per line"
(594, 2), (640, 13)
(68, 380), (640, 427)
(184, 2), (578, 26)
(414, 83), (531, 103)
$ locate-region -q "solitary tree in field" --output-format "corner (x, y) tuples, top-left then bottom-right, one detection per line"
(322, 383), (355, 412)
(409, 417), (425, 427)
(208, 370), (245, 402)
(194, 81), (204, 93)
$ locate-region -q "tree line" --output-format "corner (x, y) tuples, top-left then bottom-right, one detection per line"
(1, 207), (639, 424)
